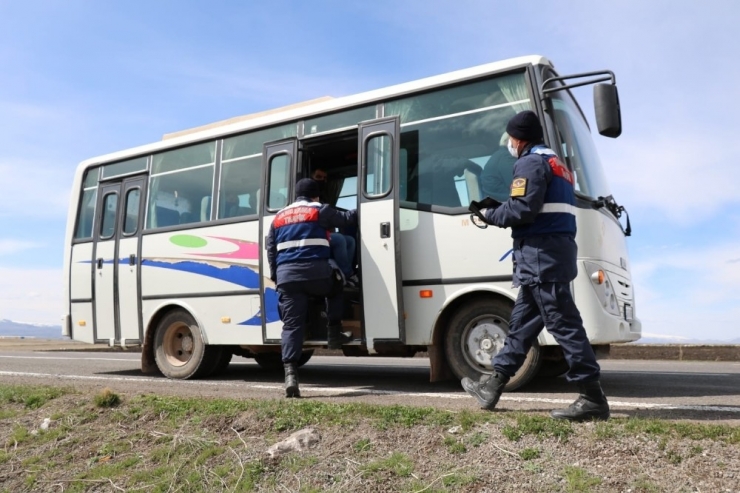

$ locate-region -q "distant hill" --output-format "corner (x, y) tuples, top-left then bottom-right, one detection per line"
(628, 335), (739, 345)
(0, 319), (64, 339)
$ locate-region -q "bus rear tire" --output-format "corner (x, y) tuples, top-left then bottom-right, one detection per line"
(153, 309), (219, 379)
(444, 298), (541, 391)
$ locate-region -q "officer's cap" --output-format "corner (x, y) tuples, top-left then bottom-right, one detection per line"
(506, 110), (544, 142)
(295, 178), (321, 199)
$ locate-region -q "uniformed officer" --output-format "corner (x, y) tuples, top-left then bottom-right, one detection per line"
(266, 178), (357, 398)
(461, 110), (610, 421)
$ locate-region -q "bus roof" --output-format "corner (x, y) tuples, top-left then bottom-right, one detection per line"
(76, 55), (551, 171)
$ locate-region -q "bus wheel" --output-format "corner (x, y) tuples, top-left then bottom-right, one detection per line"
(254, 350), (314, 371)
(444, 298), (541, 391)
(153, 309), (218, 379)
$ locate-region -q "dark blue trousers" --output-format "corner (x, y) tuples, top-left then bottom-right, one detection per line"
(492, 282), (601, 383)
(277, 277), (343, 363)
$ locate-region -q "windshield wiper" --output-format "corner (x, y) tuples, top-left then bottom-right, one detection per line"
(594, 195), (631, 237)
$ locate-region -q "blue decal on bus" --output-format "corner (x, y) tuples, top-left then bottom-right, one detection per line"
(141, 260), (279, 325)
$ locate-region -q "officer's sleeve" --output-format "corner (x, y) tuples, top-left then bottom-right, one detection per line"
(266, 223), (277, 282)
(485, 155), (549, 228)
(318, 205), (358, 229)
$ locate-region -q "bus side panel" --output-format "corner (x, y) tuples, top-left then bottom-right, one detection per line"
(402, 285), (444, 345)
(399, 209), (514, 284)
(70, 243), (95, 344)
(139, 222), (265, 344)
(402, 284), (518, 346)
(399, 208), (639, 347)
(142, 295), (263, 345)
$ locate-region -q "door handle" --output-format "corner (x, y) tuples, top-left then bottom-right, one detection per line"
(380, 222), (391, 238)
(96, 258), (103, 269)
(129, 254), (136, 266)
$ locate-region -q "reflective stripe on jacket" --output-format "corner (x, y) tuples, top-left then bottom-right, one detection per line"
(510, 146), (577, 239)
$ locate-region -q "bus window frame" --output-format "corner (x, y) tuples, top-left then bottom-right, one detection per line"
(385, 65), (542, 216)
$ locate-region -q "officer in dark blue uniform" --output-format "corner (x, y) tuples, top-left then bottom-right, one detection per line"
(266, 178), (357, 397)
(461, 111), (610, 421)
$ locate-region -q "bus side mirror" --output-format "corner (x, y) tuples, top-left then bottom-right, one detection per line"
(594, 84), (622, 138)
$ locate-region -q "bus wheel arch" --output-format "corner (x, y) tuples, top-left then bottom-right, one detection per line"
(141, 307), (172, 375)
(433, 291), (542, 391)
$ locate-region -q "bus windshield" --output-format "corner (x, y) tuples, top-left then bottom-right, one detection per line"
(549, 89), (612, 200)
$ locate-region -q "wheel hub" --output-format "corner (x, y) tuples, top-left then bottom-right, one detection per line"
(163, 323), (195, 367)
(464, 318), (507, 370)
(181, 335), (194, 353)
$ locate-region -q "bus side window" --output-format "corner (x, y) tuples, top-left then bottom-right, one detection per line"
(100, 192), (118, 239)
(74, 188), (98, 240)
(155, 206), (180, 227)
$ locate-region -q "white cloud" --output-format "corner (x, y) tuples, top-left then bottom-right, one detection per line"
(0, 240), (40, 256)
(601, 130), (740, 223)
(631, 242), (740, 340)
(0, 267), (62, 324)
(0, 159), (71, 219)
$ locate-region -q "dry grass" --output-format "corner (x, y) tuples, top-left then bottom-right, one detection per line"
(0, 383), (738, 492)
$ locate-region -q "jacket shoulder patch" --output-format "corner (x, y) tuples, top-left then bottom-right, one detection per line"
(510, 177), (527, 197)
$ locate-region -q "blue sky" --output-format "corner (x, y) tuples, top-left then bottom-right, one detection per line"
(1, 1), (738, 340)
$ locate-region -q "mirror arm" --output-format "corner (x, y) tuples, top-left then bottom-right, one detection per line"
(540, 70), (616, 100)
(595, 195), (632, 237)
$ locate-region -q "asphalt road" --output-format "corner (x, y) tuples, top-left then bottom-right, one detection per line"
(1, 351), (739, 424)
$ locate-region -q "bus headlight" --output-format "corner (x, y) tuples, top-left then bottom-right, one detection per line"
(583, 261), (620, 316)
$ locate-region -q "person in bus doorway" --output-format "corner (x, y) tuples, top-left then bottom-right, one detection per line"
(266, 178), (357, 398)
(311, 167), (360, 287)
(461, 110), (610, 422)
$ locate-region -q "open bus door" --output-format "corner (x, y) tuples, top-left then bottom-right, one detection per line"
(357, 116), (405, 351)
(258, 139), (300, 343)
(92, 175), (146, 346)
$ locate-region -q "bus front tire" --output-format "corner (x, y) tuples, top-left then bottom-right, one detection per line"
(153, 309), (220, 379)
(444, 298), (541, 391)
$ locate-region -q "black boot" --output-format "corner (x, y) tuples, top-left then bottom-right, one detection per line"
(284, 362), (300, 398)
(327, 324), (353, 350)
(551, 380), (609, 421)
(461, 372), (509, 411)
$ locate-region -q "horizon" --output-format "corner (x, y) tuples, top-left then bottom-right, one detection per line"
(1, 1), (739, 340)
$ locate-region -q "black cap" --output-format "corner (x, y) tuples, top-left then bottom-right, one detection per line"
(506, 110), (544, 142)
(295, 178), (321, 199)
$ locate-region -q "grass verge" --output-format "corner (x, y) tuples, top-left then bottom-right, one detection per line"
(0, 383), (738, 492)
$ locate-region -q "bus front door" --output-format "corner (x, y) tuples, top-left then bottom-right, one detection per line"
(93, 176), (146, 346)
(259, 139), (299, 343)
(357, 117), (405, 351)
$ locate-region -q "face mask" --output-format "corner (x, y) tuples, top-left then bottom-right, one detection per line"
(507, 140), (519, 158)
